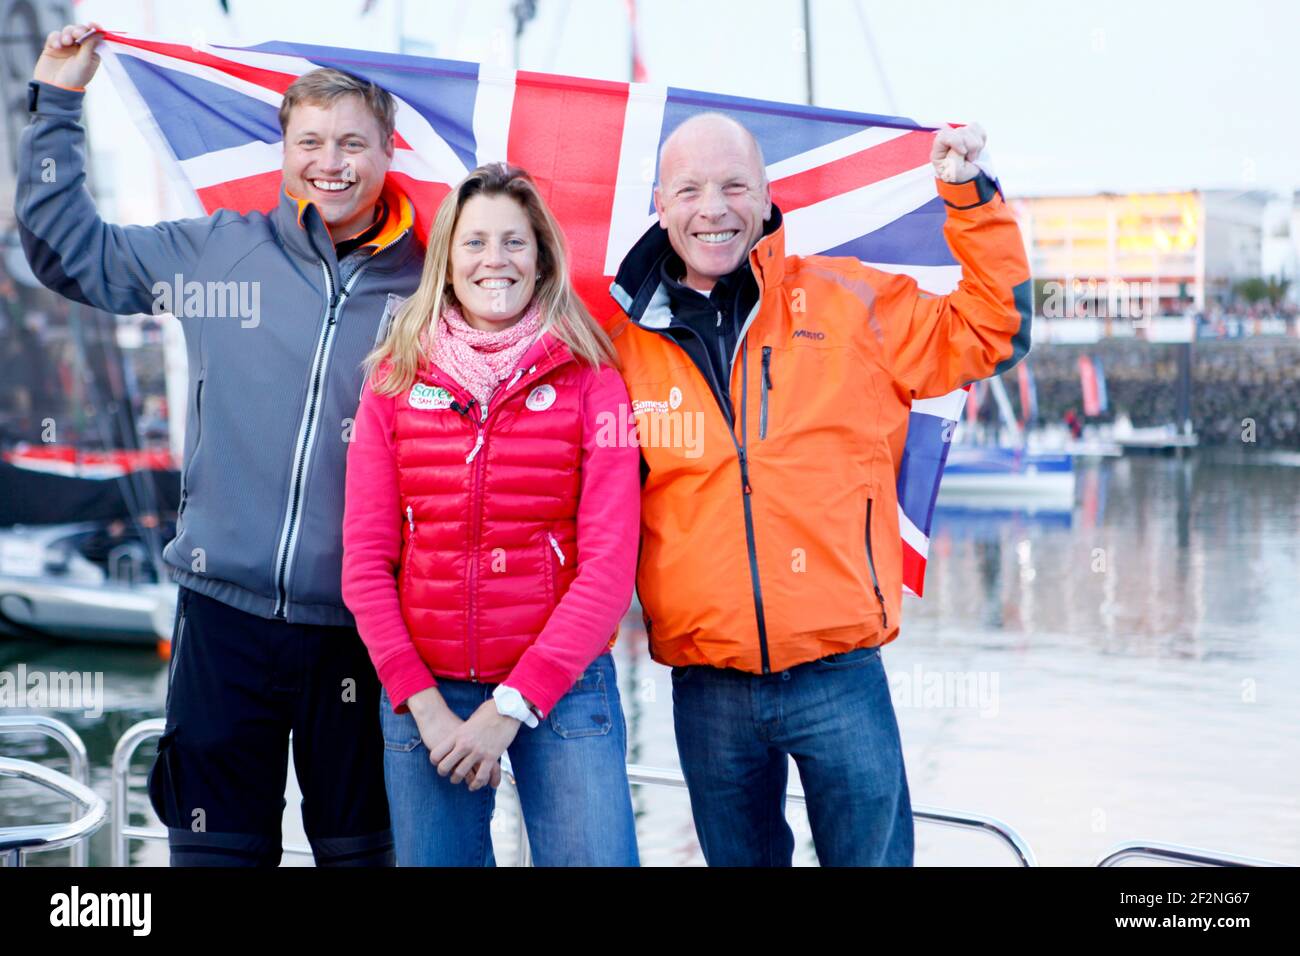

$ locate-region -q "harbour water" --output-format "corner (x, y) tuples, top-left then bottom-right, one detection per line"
(3, 456), (1297, 866)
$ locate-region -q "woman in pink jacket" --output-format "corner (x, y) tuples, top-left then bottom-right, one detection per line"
(342, 162), (640, 866)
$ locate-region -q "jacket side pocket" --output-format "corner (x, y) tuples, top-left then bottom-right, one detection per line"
(865, 498), (888, 630)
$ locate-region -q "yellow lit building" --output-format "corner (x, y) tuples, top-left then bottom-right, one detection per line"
(1013, 190), (1269, 315)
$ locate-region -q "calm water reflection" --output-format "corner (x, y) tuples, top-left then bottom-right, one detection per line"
(3, 457), (1297, 866)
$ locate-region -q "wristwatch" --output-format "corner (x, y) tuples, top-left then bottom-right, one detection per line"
(493, 685), (541, 728)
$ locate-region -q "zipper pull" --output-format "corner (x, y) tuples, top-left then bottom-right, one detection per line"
(547, 533), (566, 566)
(508, 368), (524, 390)
(762, 346), (773, 390)
(406, 505), (414, 532)
(738, 447), (753, 495)
(480, 400), (489, 422)
(466, 431), (485, 463)
(716, 309), (723, 328)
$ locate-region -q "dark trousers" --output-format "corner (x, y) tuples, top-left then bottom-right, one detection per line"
(148, 587), (394, 866)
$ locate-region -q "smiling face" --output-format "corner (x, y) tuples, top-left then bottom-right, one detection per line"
(653, 116), (772, 292)
(448, 193), (539, 330)
(281, 95), (393, 240)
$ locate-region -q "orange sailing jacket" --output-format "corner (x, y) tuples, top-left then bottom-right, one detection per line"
(605, 174), (1032, 673)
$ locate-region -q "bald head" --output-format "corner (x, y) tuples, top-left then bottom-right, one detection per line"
(653, 113), (773, 293)
(657, 113), (766, 188)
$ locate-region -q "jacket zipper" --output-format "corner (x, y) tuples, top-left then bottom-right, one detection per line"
(466, 401), (486, 680)
(759, 346), (773, 440)
(272, 259), (370, 618)
(450, 356), (569, 680)
(737, 345), (771, 673)
(637, 326), (770, 672)
(864, 498), (888, 629)
(401, 505), (416, 593)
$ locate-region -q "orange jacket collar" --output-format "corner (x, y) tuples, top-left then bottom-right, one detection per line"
(285, 181), (414, 252)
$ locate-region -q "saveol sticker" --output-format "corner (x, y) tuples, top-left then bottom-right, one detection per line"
(409, 383), (454, 410)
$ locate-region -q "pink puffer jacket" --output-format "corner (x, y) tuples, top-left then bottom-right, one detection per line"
(342, 332), (639, 716)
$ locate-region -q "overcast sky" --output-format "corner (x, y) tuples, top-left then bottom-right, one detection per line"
(78, 0), (1300, 221)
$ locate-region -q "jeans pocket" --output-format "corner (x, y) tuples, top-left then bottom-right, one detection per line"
(379, 691), (423, 752)
(814, 646), (880, 669)
(548, 659), (613, 739)
(669, 664), (695, 683)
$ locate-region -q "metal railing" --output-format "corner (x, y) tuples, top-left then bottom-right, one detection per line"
(110, 720), (316, 866)
(0, 715), (94, 866)
(1096, 842), (1287, 868)
(9, 717), (1274, 869)
(506, 761), (1038, 866)
(0, 758), (106, 867)
(109, 721), (1034, 867)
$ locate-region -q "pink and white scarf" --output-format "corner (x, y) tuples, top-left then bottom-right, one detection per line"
(422, 299), (542, 413)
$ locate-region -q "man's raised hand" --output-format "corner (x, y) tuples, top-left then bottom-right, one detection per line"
(34, 22), (104, 90)
(932, 123), (987, 184)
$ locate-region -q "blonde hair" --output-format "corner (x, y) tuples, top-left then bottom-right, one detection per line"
(279, 68), (396, 143)
(366, 162), (618, 395)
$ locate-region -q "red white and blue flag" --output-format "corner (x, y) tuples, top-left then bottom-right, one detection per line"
(98, 32), (975, 597)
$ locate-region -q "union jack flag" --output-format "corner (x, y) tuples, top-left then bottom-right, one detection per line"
(98, 31), (978, 597)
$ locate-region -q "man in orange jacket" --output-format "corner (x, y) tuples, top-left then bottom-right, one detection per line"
(605, 112), (1031, 866)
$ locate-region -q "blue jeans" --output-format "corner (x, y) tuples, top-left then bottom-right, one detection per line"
(671, 645), (914, 866)
(380, 651), (639, 866)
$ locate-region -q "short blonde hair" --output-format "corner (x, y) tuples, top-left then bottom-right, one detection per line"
(279, 68), (396, 143)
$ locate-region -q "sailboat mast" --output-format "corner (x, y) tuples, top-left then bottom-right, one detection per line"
(802, 0), (814, 106)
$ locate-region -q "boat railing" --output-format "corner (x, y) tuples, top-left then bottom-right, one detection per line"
(0, 714), (94, 866)
(108, 543), (146, 585)
(110, 718), (315, 864)
(7, 718), (1280, 868)
(502, 760), (1037, 866)
(1096, 842), (1287, 868)
(112, 721), (1036, 866)
(0, 762), (107, 866)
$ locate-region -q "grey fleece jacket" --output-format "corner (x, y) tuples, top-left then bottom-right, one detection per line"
(15, 80), (423, 626)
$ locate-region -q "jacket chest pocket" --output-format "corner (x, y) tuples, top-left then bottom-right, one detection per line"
(759, 346), (774, 439)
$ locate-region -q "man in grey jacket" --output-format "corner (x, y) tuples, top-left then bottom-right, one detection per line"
(18, 23), (423, 865)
